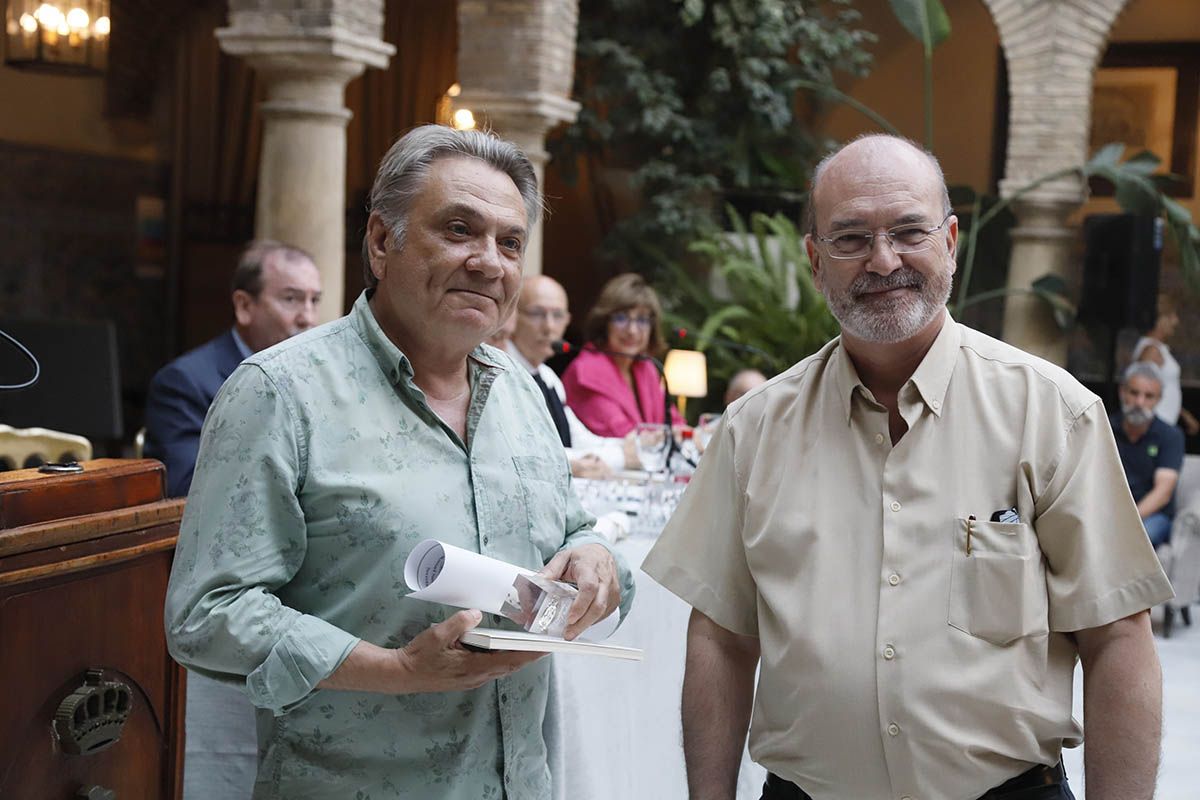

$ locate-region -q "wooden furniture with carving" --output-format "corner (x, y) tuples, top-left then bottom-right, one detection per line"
(0, 459), (186, 799)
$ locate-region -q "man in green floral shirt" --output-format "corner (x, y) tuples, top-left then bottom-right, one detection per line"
(165, 125), (635, 800)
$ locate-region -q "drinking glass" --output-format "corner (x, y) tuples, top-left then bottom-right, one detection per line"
(696, 412), (722, 452)
(634, 422), (671, 475)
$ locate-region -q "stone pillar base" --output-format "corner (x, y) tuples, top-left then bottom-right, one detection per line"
(999, 191), (1083, 364)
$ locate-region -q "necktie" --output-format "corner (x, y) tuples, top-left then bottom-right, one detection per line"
(531, 372), (572, 447)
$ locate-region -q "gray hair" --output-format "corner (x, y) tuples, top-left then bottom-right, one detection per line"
(805, 133), (953, 234)
(1122, 360), (1164, 388)
(232, 239), (315, 296)
(361, 124), (543, 290)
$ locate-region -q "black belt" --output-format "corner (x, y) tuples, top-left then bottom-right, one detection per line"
(978, 762), (1066, 798)
(764, 762), (1066, 800)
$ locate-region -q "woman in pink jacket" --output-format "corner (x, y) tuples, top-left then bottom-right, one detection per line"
(562, 273), (682, 437)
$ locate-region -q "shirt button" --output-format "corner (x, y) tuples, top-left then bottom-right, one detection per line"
(888, 573), (901, 586)
(931, 399), (941, 409)
(501, 693), (508, 703)
(890, 501), (901, 512)
(883, 645), (896, 660)
(888, 723), (900, 736)
(483, 535), (489, 545)
(875, 433), (885, 444)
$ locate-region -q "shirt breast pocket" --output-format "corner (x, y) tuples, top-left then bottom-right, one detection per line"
(512, 455), (568, 556)
(948, 517), (1049, 645)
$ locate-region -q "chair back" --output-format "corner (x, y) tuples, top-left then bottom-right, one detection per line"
(0, 424), (93, 471)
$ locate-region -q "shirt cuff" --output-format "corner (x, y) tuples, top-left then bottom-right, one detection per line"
(1050, 571), (1175, 632)
(561, 532), (636, 624)
(245, 613), (360, 715)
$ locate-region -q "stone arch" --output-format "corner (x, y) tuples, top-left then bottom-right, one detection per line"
(976, 0), (1134, 361)
(455, 0), (583, 275)
(983, 0), (1133, 196)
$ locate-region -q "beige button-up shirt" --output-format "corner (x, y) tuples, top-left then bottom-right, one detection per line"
(644, 314), (1172, 800)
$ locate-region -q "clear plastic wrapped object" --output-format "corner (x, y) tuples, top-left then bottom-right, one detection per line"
(500, 573), (579, 637)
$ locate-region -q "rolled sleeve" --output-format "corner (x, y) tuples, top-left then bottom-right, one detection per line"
(246, 614), (360, 714)
(1035, 400), (1174, 631)
(165, 364), (356, 712)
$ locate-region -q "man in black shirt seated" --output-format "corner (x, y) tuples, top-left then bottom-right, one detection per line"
(1111, 361), (1185, 547)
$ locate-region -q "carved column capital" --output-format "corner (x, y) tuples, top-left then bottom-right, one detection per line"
(215, 0), (394, 320)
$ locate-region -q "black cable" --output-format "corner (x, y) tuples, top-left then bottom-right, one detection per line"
(0, 327), (41, 391)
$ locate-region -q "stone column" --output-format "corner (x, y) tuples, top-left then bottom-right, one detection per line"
(982, 0), (1131, 363)
(217, 1), (394, 321)
(456, 0), (581, 275)
(998, 187), (1083, 364)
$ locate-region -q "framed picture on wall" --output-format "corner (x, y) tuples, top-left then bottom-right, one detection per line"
(1089, 43), (1200, 198)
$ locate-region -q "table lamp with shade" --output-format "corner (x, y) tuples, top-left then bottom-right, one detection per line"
(663, 349), (708, 418)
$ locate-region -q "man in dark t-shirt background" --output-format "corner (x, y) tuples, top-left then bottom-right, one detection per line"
(1111, 361), (1185, 547)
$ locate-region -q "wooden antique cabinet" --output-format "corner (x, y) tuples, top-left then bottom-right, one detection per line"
(0, 459), (186, 799)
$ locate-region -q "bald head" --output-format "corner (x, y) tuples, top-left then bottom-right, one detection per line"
(513, 274), (572, 366)
(803, 134), (958, 346)
(807, 135), (950, 234)
(521, 274), (567, 308)
(725, 369), (767, 406)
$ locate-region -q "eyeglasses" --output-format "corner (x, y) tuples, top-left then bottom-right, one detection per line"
(521, 308), (569, 323)
(611, 312), (655, 329)
(816, 213), (953, 260)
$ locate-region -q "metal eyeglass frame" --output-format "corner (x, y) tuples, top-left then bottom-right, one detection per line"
(815, 213), (953, 260)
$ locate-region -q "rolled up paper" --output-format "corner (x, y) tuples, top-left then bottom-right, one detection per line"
(404, 539), (618, 642)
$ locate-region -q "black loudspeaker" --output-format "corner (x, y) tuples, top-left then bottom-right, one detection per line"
(1077, 213), (1163, 331)
(0, 318), (123, 441)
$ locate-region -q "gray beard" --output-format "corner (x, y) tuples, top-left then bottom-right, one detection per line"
(822, 264), (954, 344)
(1122, 404), (1155, 428)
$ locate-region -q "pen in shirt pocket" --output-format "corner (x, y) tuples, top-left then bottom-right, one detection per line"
(966, 515), (975, 556)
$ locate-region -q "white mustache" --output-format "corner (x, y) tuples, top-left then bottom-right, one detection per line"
(851, 268), (925, 297)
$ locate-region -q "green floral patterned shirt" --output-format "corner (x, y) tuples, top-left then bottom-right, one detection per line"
(165, 291), (635, 800)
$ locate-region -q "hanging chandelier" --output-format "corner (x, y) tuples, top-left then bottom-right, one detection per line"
(4, 1), (110, 74)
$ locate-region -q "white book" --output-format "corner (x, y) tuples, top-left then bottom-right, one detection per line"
(460, 628), (644, 661)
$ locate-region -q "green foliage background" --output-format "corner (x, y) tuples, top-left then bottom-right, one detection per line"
(553, 0), (874, 268)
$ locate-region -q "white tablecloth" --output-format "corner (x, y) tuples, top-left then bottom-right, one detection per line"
(546, 536), (766, 800)
(182, 672), (257, 799)
(181, 536), (766, 800)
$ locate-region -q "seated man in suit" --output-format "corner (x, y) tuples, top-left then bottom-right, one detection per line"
(507, 275), (635, 478)
(1112, 360), (1185, 547)
(144, 240), (321, 496)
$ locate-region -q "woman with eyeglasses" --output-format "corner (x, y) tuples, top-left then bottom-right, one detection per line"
(562, 273), (683, 438)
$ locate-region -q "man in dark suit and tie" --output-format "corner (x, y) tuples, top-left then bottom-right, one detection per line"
(504, 274), (634, 478)
(144, 240), (321, 496)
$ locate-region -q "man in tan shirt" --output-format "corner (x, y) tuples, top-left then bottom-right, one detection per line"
(643, 135), (1173, 800)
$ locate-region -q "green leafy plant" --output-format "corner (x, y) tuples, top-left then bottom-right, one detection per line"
(658, 208), (839, 408)
(887, 0), (951, 147)
(553, 0), (875, 268)
(951, 143), (1200, 328)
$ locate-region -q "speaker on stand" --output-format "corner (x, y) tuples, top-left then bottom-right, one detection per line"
(1076, 213), (1164, 407)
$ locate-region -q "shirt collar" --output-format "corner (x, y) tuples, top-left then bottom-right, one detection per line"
(504, 340), (539, 374)
(907, 311), (960, 418)
(230, 327), (254, 360)
(350, 291), (508, 385)
(833, 310), (960, 423)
